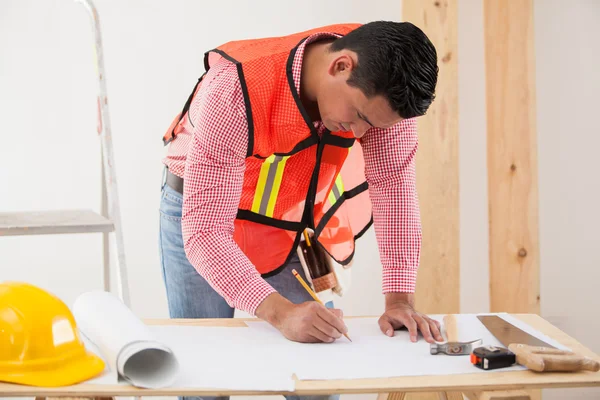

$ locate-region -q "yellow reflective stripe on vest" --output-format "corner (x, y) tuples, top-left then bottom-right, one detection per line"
(327, 147), (351, 205)
(252, 155), (290, 217)
(328, 174), (345, 205)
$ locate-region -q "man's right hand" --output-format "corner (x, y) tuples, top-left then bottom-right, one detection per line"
(255, 293), (347, 343)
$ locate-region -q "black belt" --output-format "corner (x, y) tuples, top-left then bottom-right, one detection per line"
(165, 169), (184, 194)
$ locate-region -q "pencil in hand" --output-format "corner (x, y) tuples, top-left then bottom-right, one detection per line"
(291, 269), (352, 342)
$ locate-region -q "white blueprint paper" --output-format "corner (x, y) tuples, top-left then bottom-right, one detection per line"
(72, 289), (567, 390)
(245, 313), (568, 381)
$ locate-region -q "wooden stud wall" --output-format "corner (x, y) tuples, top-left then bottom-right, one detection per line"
(402, 0), (460, 316)
(484, 0), (541, 315)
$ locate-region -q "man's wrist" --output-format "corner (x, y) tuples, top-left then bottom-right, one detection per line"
(255, 292), (294, 327)
(385, 292), (415, 309)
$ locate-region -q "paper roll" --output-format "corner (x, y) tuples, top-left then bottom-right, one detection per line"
(73, 290), (179, 388)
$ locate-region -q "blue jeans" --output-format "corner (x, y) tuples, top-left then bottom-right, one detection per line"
(158, 182), (338, 400)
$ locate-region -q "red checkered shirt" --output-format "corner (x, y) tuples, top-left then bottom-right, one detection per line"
(163, 33), (421, 315)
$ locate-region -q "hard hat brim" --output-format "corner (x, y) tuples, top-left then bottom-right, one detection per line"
(0, 352), (106, 387)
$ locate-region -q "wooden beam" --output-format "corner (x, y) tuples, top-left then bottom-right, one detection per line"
(484, 2), (540, 399)
(484, 0), (540, 314)
(400, 2), (458, 399)
(377, 393), (406, 400)
(403, 0), (459, 316)
(464, 391), (531, 400)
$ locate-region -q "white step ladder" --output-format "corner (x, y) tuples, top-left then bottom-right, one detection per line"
(0, 0), (130, 307)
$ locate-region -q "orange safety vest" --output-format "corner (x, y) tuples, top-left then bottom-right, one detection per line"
(163, 24), (373, 276)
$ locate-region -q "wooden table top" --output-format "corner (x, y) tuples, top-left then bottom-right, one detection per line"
(1, 314), (599, 397)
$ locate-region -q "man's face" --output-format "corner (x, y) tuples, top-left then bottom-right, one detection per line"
(317, 53), (403, 138)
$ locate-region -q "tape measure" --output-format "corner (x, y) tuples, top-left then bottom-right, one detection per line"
(471, 346), (516, 370)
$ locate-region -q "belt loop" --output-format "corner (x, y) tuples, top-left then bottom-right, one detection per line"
(161, 166), (167, 190)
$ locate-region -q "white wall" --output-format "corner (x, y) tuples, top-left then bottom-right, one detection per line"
(457, 0), (489, 315)
(0, 0), (400, 320)
(1, 1), (599, 399)
(535, 1), (600, 399)
(457, 1), (600, 399)
(0, 1), (398, 400)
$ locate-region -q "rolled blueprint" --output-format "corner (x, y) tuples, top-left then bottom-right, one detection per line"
(72, 290), (179, 388)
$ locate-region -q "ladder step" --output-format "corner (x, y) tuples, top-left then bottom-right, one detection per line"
(0, 209), (114, 236)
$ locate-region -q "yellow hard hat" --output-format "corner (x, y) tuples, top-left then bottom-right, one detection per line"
(0, 281), (105, 387)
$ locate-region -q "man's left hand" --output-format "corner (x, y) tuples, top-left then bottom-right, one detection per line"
(378, 293), (444, 343)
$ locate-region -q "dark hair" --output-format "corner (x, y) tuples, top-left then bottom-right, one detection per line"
(330, 21), (439, 119)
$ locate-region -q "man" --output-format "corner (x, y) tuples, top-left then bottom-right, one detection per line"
(159, 20), (443, 400)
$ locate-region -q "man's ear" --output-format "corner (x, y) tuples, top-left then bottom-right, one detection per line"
(327, 52), (355, 77)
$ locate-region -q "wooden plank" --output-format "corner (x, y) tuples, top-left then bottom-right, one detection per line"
(0, 209), (113, 236)
(40, 397), (114, 400)
(375, 391), (463, 400)
(378, 393), (406, 400)
(398, 0), (462, 382)
(2, 315), (597, 398)
(442, 394), (465, 400)
(411, 394), (461, 400)
(484, 0), (540, 315)
(483, 0), (541, 395)
(403, 0), (459, 318)
(380, 1), (462, 394)
(402, 0), (460, 389)
(465, 391), (530, 400)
